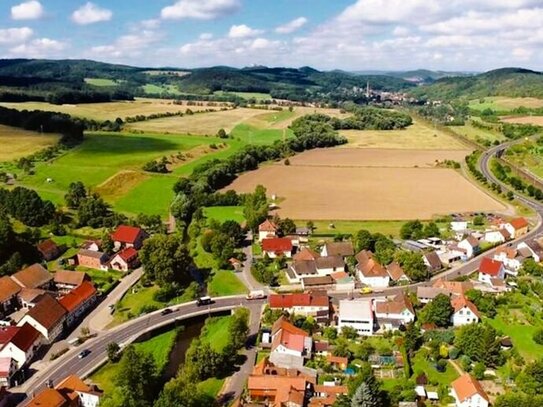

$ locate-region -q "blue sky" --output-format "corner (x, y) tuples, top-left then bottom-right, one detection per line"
(1, 0), (542, 71)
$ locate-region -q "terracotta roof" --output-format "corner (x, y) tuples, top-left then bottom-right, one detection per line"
(111, 225), (144, 244)
(258, 219), (277, 232)
(59, 282), (96, 313)
(11, 264), (52, 289)
(247, 375), (306, 406)
(313, 384), (348, 394)
(417, 286), (451, 300)
(323, 241), (354, 257)
(424, 251), (442, 270)
(269, 293), (329, 309)
(302, 276), (334, 286)
(24, 294), (66, 330)
(272, 316), (309, 337)
(18, 288), (45, 303)
(479, 257), (504, 276)
(509, 217), (528, 230)
(315, 256), (344, 270)
(54, 271), (88, 287)
(495, 246), (517, 259)
(116, 247), (138, 262)
(314, 341), (329, 352)
(326, 355), (348, 365)
(10, 323), (41, 352)
(0, 276), (21, 303)
(56, 375), (94, 394)
(356, 250), (388, 278)
(451, 373), (489, 403)
(36, 239), (60, 258)
(27, 388), (68, 407)
(500, 229), (511, 239)
(386, 262), (407, 281)
(375, 293), (415, 316)
(330, 271), (350, 281)
(271, 316), (309, 353)
(432, 279), (473, 295)
(451, 296), (480, 318)
(293, 247), (320, 261)
(465, 236), (479, 247)
(262, 238), (292, 253)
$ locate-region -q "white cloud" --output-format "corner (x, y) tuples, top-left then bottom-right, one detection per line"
(250, 38), (279, 50)
(10, 38), (66, 57)
(11, 0), (44, 20)
(71, 2), (112, 25)
(0, 27), (33, 44)
(228, 24), (263, 38)
(89, 30), (163, 60)
(275, 17), (307, 34)
(161, 0), (240, 20)
(199, 33), (213, 40)
(140, 19), (161, 29)
(512, 47), (533, 60)
(392, 26), (410, 36)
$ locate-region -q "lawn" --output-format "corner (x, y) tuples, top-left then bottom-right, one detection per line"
(77, 267), (123, 294)
(410, 351), (459, 386)
(90, 328), (178, 394)
(200, 315), (233, 352)
(84, 78), (119, 87)
(0, 125), (60, 162)
(486, 315), (543, 361)
(198, 377), (225, 398)
(204, 206), (245, 223)
(450, 119), (505, 145)
(207, 270), (247, 296)
(142, 83), (182, 95)
(230, 123), (291, 145)
(468, 96), (543, 112)
(214, 91), (272, 101)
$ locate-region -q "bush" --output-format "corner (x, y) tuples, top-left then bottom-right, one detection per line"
(533, 328), (543, 345)
(138, 304), (159, 315)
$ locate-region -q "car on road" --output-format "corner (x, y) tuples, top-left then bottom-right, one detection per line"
(161, 308), (173, 316)
(246, 290), (266, 300)
(196, 296), (213, 306)
(360, 287), (373, 294)
(78, 349), (91, 359)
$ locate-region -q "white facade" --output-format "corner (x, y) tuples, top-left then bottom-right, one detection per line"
(517, 241), (542, 262)
(258, 230), (275, 242)
(451, 391), (489, 407)
(357, 272), (390, 288)
(263, 249), (292, 259)
(478, 266), (505, 284)
(458, 239), (477, 258)
(451, 306), (480, 327)
(17, 315), (64, 343)
(0, 344), (28, 370)
(338, 299), (374, 336)
(493, 252), (521, 271)
(78, 392), (101, 407)
(374, 306), (415, 325)
(484, 230), (505, 244)
(451, 221), (468, 232)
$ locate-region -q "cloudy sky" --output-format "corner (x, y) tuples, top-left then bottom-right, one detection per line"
(1, 0), (542, 71)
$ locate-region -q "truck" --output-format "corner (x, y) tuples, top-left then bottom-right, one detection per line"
(246, 290), (266, 300)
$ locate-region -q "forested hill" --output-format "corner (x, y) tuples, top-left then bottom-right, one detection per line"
(410, 68), (543, 100)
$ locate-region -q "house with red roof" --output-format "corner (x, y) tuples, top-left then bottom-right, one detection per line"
(59, 282), (97, 326)
(451, 296), (480, 327)
(374, 292), (415, 331)
(0, 277), (21, 317)
(502, 217), (529, 239)
(450, 373), (489, 407)
(262, 238), (293, 258)
(111, 225), (147, 250)
(270, 316), (312, 369)
(77, 249), (110, 271)
(0, 357), (16, 388)
(258, 219), (278, 242)
(478, 257), (505, 284)
(36, 239), (62, 261)
(27, 375), (103, 407)
(109, 247), (140, 272)
(355, 250), (390, 288)
(268, 292), (329, 323)
(17, 294), (66, 343)
(0, 323), (42, 370)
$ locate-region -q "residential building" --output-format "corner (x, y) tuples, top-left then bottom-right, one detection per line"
(0, 357), (16, 388)
(450, 374), (489, 407)
(36, 239), (62, 261)
(109, 247), (140, 272)
(293, 247), (320, 262)
(268, 292), (329, 323)
(258, 219), (278, 242)
(18, 288), (45, 309)
(484, 229), (507, 244)
(374, 293), (415, 330)
(0, 323), (42, 370)
(338, 299), (374, 336)
(458, 236), (480, 259)
(247, 375), (307, 407)
(111, 225), (147, 250)
(287, 256), (345, 283)
(493, 247), (522, 271)
(59, 282), (97, 326)
(27, 375), (103, 407)
(81, 240), (101, 252)
(432, 279), (473, 297)
(320, 241), (354, 258)
(11, 264), (53, 290)
(0, 277), (21, 317)
(355, 250), (390, 288)
(269, 316), (312, 369)
(330, 271), (355, 292)
(423, 251), (442, 273)
(310, 384), (348, 407)
(53, 270), (90, 293)
(386, 262), (410, 284)
(502, 217), (529, 239)
(517, 239), (543, 263)
(17, 294), (66, 343)
(478, 257), (505, 284)
(416, 286), (451, 304)
(451, 297), (480, 327)
(450, 221), (468, 232)
(262, 238), (293, 258)
(77, 249), (109, 271)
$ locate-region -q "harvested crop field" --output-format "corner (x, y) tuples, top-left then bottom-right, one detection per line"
(340, 119), (468, 150)
(469, 97), (543, 111)
(501, 116), (543, 126)
(225, 148), (504, 220)
(0, 125), (59, 161)
(287, 148), (470, 168)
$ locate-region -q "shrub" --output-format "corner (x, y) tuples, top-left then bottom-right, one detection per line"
(533, 328), (543, 345)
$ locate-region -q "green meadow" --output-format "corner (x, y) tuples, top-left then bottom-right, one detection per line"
(203, 206), (246, 223)
(213, 90), (272, 100)
(84, 78), (119, 87)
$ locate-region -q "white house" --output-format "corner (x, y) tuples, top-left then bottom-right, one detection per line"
(386, 262), (410, 284)
(56, 375), (103, 407)
(374, 293), (415, 331)
(478, 257), (505, 284)
(451, 221), (468, 232)
(262, 238), (292, 258)
(0, 323), (42, 370)
(268, 292), (330, 323)
(269, 316), (312, 369)
(493, 247), (522, 272)
(501, 217), (529, 239)
(484, 229), (507, 244)
(451, 297), (480, 327)
(338, 299), (374, 336)
(450, 374), (489, 407)
(258, 219), (278, 242)
(517, 240), (543, 263)
(356, 250), (390, 288)
(458, 236), (480, 259)
(17, 294), (66, 343)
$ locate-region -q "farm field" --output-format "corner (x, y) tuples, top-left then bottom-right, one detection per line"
(451, 119), (506, 144)
(142, 83), (182, 95)
(469, 96), (543, 112)
(224, 158), (504, 220)
(339, 119), (468, 149)
(501, 115), (543, 125)
(287, 148), (470, 168)
(214, 90), (272, 100)
(0, 125), (60, 162)
(0, 98), (218, 121)
(84, 78), (119, 87)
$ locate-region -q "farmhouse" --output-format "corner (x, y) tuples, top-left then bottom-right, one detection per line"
(54, 270), (90, 293)
(386, 262), (410, 284)
(502, 217), (529, 239)
(77, 249), (109, 271)
(458, 236), (480, 259)
(374, 293), (415, 331)
(484, 229), (508, 244)
(17, 294), (66, 343)
(0, 323), (42, 370)
(423, 251), (442, 273)
(59, 282), (97, 327)
(450, 373), (489, 407)
(517, 239), (543, 262)
(262, 238), (293, 258)
(268, 292), (329, 323)
(478, 257), (505, 284)
(321, 241), (354, 258)
(11, 264), (53, 290)
(355, 250), (390, 288)
(269, 316), (312, 369)
(111, 225), (147, 250)
(0, 277), (21, 317)
(36, 239), (62, 261)
(109, 247), (140, 272)
(451, 296), (480, 327)
(258, 219), (278, 242)
(338, 299), (374, 336)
